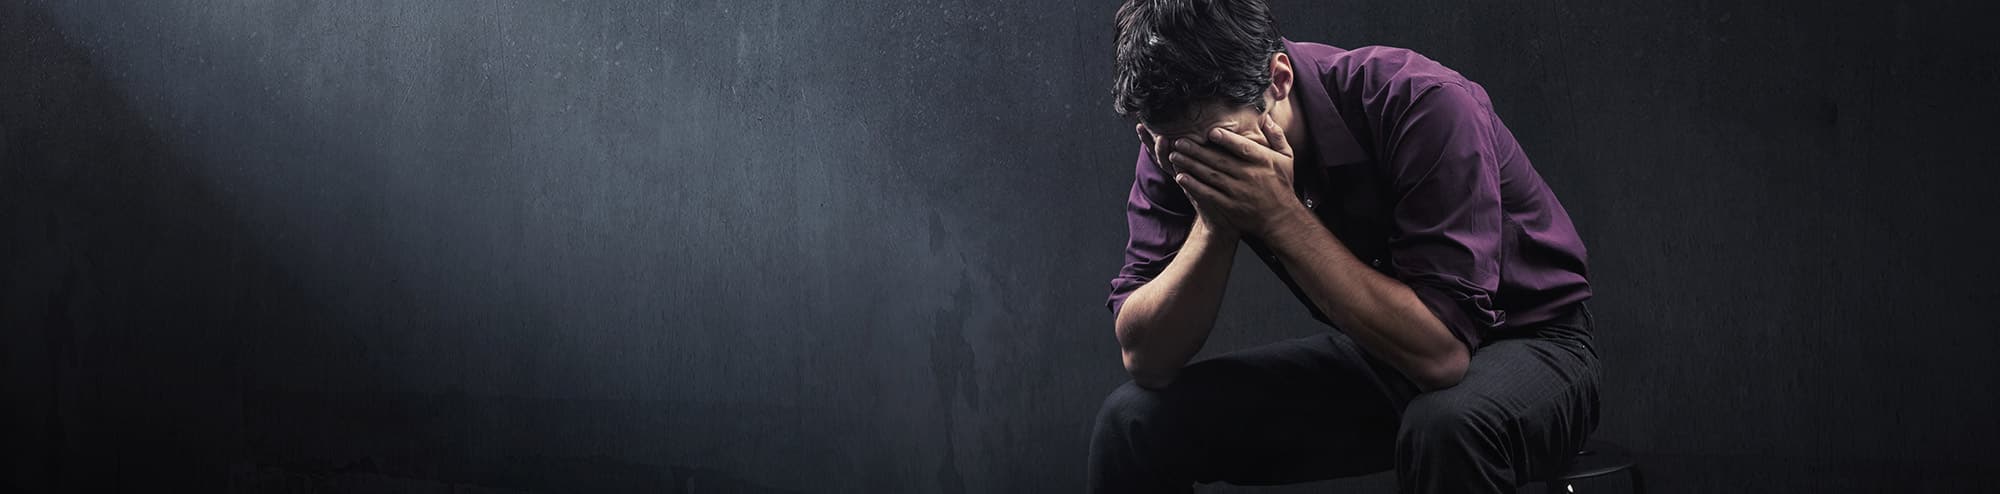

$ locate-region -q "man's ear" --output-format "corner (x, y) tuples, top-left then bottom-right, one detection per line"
(1267, 52), (1294, 102)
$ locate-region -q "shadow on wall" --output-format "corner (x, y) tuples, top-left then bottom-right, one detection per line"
(2, 1), (274, 488)
(0, 4), (792, 493)
(0, 1), (390, 489)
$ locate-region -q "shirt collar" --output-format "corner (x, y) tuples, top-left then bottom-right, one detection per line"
(1284, 39), (1371, 166)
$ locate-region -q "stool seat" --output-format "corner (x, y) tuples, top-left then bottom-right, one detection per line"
(1555, 439), (1635, 480)
(1545, 439), (1644, 493)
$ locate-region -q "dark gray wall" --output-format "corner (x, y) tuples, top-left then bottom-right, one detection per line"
(4, 0), (1996, 492)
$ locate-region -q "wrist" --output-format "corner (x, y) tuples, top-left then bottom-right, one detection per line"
(1259, 202), (1319, 246)
(1192, 215), (1241, 244)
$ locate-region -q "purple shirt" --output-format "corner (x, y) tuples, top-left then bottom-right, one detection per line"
(1107, 40), (1591, 349)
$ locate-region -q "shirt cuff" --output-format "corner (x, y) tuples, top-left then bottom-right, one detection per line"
(1408, 283), (1493, 350)
(1106, 275), (1147, 316)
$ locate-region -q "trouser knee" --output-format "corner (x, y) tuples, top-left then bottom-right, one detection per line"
(1092, 380), (1160, 439)
(1396, 394), (1506, 463)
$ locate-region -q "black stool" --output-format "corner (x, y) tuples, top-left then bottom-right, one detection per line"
(1543, 439), (1645, 494)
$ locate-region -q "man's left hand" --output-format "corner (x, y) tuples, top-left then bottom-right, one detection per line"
(1167, 114), (1306, 237)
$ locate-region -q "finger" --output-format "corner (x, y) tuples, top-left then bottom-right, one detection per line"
(1171, 138), (1240, 178)
(1175, 172), (1229, 203)
(1136, 124), (1161, 168)
(1156, 135), (1182, 176)
(1167, 150), (1225, 184)
(1261, 114), (1293, 157)
(1207, 127), (1268, 162)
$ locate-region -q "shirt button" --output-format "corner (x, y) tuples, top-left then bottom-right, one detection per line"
(1370, 258), (1383, 267)
(1303, 198), (1317, 210)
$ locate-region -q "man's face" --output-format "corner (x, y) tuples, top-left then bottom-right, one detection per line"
(1139, 102), (1273, 172)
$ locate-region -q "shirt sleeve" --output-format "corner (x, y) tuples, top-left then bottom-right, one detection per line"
(1383, 82), (1507, 350)
(1106, 144), (1195, 316)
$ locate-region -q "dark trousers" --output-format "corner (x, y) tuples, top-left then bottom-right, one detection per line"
(1087, 304), (1601, 494)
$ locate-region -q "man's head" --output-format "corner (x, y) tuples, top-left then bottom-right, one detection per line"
(1111, 0), (1298, 164)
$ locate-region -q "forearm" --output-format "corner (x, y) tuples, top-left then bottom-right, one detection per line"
(1262, 207), (1469, 390)
(1113, 217), (1238, 388)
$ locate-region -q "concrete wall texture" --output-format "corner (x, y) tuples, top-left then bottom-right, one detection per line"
(4, 0), (1998, 492)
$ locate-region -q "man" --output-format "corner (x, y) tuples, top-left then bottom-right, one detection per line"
(1088, 1), (1601, 493)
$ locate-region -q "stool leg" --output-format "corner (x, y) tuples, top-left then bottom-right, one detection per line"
(1629, 466), (1646, 494)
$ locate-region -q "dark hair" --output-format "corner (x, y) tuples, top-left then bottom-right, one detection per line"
(1112, 0), (1285, 127)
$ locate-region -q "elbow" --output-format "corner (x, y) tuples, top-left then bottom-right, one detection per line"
(1409, 345), (1470, 391)
(1120, 332), (1176, 390)
(1113, 310), (1186, 390)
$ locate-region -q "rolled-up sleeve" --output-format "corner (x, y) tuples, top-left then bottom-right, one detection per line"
(1383, 82), (1507, 349)
(1106, 144), (1194, 316)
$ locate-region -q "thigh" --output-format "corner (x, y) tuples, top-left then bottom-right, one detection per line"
(1140, 332), (1413, 485)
